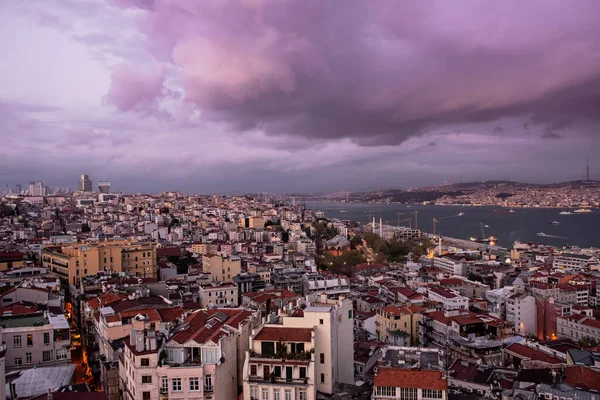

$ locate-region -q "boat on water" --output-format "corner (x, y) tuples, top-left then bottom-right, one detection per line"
(483, 224), (490, 228)
(495, 208), (511, 214)
(470, 236), (497, 244)
(458, 212), (464, 216)
(574, 208), (592, 213)
(340, 210), (347, 213)
(509, 209), (515, 213)
(559, 211), (572, 215)
(550, 221), (560, 225)
(537, 232), (548, 237)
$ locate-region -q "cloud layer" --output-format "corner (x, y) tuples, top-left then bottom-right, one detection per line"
(1, 0), (600, 192)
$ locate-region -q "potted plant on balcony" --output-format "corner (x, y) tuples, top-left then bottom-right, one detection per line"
(270, 372), (276, 383)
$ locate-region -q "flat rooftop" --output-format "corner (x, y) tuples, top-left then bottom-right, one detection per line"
(1, 314), (48, 329)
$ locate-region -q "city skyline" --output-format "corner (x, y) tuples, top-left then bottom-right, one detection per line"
(2, 1), (600, 193)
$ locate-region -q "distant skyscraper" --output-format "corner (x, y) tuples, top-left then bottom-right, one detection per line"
(98, 181), (111, 194)
(28, 181), (46, 196)
(15, 184), (21, 194)
(78, 174), (92, 192)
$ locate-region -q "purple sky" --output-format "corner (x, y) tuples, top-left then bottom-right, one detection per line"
(1, 0), (600, 193)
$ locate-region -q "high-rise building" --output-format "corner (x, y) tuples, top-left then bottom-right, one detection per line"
(28, 181), (46, 196)
(15, 184), (21, 195)
(98, 181), (111, 193)
(78, 174), (92, 192)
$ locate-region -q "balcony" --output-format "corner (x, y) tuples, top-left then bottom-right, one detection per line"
(248, 375), (309, 385)
(248, 350), (312, 364)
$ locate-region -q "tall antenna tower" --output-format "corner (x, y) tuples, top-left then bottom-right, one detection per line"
(587, 157), (590, 181)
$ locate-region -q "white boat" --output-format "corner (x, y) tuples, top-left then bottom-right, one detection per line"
(537, 232), (548, 237)
(559, 211), (572, 215)
(340, 210), (347, 213)
(574, 208), (592, 213)
(550, 221), (560, 225)
(509, 209), (515, 213)
(458, 212), (464, 216)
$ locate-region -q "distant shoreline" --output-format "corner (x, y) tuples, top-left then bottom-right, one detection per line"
(304, 201), (596, 211)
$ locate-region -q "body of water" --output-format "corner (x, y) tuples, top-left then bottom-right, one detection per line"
(306, 202), (600, 248)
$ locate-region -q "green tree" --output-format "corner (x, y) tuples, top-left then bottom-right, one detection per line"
(578, 336), (599, 348)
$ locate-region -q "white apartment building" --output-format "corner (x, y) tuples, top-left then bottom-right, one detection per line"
(553, 253), (600, 270)
(433, 255), (468, 276)
(302, 275), (350, 299)
(198, 283), (239, 308)
(1, 311), (71, 370)
(426, 287), (468, 311)
(505, 293), (537, 337)
(119, 308), (259, 400)
(243, 295), (354, 399)
(557, 314), (600, 343)
(243, 326), (316, 400)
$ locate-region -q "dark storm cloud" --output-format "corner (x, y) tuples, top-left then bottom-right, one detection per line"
(106, 0), (600, 147)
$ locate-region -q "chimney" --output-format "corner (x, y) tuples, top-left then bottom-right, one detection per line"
(321, 292), (327, 304)
(135, 330), (145, 352)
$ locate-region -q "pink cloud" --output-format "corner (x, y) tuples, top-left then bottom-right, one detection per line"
(104, 63), (167, 115)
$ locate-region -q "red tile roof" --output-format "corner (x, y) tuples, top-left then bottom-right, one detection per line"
(374, 368), (448, 390)
(87, 292), (128, 310)
(505, 343), (562, 365)
(254, 326), (312, 343)
(157, 307), (185, 323)
(171, 308), (254, 344)
(565, 365), (600, 392)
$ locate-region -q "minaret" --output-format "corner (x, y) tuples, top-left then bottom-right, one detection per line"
(379, 218), (383, 237)
(372, 217), (375, 231)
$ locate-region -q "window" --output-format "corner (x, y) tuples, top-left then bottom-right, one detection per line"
(142, 392), (150, 400)
(202, 347), (218, 364)
(172, 378), (182, 392)
(27, 334), (33, 346)
(160, 377), (168, 394)
(250, 386), (258, 400)
(13, 335), (21, 348)
(291, 343), (305, 353)
(141, 358), (150, 366)
(422, 389), (443, 399)
(274, 391), (280, 400)
(56, 348), (68, 360)
(26, 353), (32, 364)
(319, 319), (324, 325)
(262, 388), (269, 400)
(43, 350), (52, 362)
(375, 387), (396, 397)
(44, 333), (50, 344)
(14, 358), (22, 366)
(299, 389), (308, 400)
(320, 373), (325, 383)
(398, 387), (417, 400)
(320, 353), (325, 364)
(189, 377), (199, 391)
(204, 375), (213, 392)
(250, 364), (257, 376)
(142, 375), (152, 384)
(299, 367), (306, 379)
(285, 389), (292, 400)
(274, 366), (281, 377)
(348, 310), (353, 319)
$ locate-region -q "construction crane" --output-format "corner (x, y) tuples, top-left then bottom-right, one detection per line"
(411, 211), (418, 230)
(396, 212), (404, 226)
(402, 217), (412, 229)
(433, 217), (438, 236)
